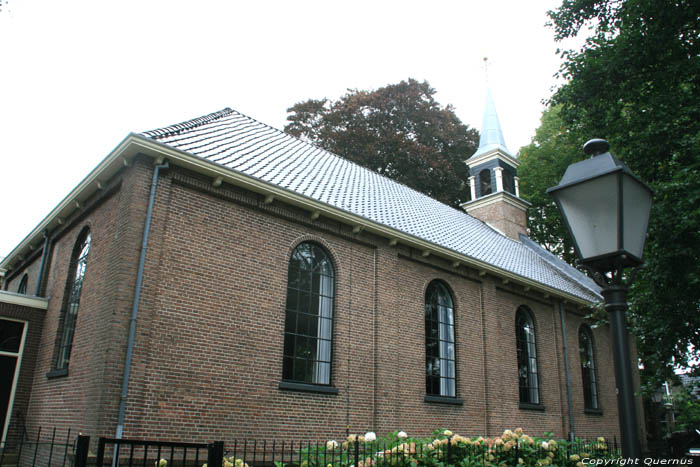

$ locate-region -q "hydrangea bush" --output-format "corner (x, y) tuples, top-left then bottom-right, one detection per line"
(291, 429), (617, 467)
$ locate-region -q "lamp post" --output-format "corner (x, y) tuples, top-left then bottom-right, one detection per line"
(547, 139), (653, 459)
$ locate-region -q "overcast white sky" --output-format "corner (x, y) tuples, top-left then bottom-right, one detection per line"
(0, 0), (576, 258)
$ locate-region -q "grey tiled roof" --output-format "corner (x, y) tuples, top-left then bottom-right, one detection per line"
(141, 108), (601, 302)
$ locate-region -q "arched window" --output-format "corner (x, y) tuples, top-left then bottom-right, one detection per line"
(503, 170), (515, 195)
(579, 325), (599, 410)
(56, 228), (91, 370)
(425, 281), (456, 397)
(282, 242), (334, 385)
(17, 274), (28, 295)
(516, 306), (540, 405)
(479, 169), (492, 196)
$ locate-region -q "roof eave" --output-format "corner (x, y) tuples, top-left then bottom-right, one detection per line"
(1, 134), (597, 306)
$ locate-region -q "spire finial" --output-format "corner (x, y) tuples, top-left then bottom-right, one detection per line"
(483, 57), (489, 84)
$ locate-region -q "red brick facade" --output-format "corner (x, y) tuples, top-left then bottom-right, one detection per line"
(1, 156), (645, 448)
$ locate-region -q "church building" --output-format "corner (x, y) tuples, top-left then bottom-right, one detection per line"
(0, 93), (644, 450)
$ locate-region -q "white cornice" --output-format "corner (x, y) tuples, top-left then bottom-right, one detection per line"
(466, 148), (520, 170)
(0, 134), (593, 306)
(0, 291), (49, 310)
(461, 191), (532, 212)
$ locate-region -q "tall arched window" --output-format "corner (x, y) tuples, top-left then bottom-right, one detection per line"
(282, 242), (335, 385)
(479, 169), (492, 196)
(425, 281), (456, 397)
(579, 325), (599, 410)
(516, 306), (540, 405)
(17, 274), (28, 295)
(56, 228), (91, 370)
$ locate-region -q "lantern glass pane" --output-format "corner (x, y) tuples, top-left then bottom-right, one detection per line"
(556, 173), (619, 260)
(622, 174), (652, 259)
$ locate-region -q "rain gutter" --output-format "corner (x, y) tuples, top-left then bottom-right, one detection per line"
(34, 230), (51, 297)
(0, 133), (596, 307)
(115, 160), (169, 440)
(560, 302), (575, 441)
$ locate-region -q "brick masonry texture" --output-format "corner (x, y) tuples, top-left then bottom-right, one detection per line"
(0, 301), (45, 448)
(466, 200), (527, 241)
(3, 158), (644, 448)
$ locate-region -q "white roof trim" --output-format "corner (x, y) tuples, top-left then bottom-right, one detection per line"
(0, 291), (49, 309)
(1, 133), (595, 306)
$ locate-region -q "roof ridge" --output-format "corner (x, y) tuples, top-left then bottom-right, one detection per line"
(141, 108), (234, 139)
(141, 107), (533, 244)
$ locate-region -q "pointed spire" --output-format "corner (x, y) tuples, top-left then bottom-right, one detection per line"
(470, 89), (513, 160)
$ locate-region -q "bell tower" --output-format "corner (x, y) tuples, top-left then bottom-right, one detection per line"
(460, 90), (531, 240)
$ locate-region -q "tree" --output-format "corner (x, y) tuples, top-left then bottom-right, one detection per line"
(525, 0), (700, 390)
(518, 106), (582, 265)
(285, 79), (479, 207)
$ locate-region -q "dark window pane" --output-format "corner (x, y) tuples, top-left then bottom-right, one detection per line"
(579, 326), (599, 409)
(56, 229), (91, 370)
(282, 243), (334, 385)
(282, 357), (294, 380)
(516, 307), (540, 404)
(424, 281), (456, 397)
(17, 275), (28, 295)
(0, 320), (24, 353)
(480, 169), (492, 196)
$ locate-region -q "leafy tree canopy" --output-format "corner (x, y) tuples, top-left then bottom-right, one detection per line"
(519, 105), (582, 265)
(285, 79), (479, 207)
(521, 0), (700, 390)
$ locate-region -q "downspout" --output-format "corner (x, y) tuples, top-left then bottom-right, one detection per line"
(559, 302), (575, 441)
(115, 161), (169, 439)
(34, 230), (51, 297)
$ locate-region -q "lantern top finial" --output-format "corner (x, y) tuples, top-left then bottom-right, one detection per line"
(583, 139), (610, 157)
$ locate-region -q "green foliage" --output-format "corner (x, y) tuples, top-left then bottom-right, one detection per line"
(285, 79), (479, 208)
(673, 381), (700, 431)
(518, 106), (583, 265)
(286, 429), (617, 467)
(520, 0), (700, 390)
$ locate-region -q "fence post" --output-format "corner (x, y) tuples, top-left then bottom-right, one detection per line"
(96, 437), (106, 467)
(75, 435), (90, 467)
(208, 441), (224, 467)
(353, 440), (359, 467)
(515, 441), (519, 464)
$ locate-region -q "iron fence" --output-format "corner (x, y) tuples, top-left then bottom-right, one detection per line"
(0, 429), (622, 466)
(95, 437), (211, 467)
(0, 427), (75, 467)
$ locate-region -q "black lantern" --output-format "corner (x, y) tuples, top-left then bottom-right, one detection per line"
(548, 139), (653, 460)
(547, 139), (653, 272)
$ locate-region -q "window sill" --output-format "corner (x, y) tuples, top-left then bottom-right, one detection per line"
(424, 395), (464, 405)
(278, 381), (338, 395)
(46, 368), (68, 379)
(584, 408), (603, 416)
(519, 402), (545, 411)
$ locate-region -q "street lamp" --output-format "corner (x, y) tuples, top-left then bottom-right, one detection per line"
(547, 139), (653, 459)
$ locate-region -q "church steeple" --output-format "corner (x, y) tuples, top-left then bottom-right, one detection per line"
(460, 89), (531, 240)
(472, 89), (513, 160)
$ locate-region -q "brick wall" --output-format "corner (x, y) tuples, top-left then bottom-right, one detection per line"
(465, 198), (527, 241)
(0, 299), (45, 448)
(9, 159), (632, 445)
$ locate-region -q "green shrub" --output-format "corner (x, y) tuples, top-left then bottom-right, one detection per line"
(291, 429), (618, 467)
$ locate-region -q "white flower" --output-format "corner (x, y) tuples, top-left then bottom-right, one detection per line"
(443, 430), (453, 437)
(541, 441), (549, 450)
(364, 432), (376, 442)
(326, 440), (338, 449)
(397, 431), (408, 439)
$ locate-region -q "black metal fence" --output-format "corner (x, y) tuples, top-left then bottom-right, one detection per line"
(95, 437), (212, 467)
(0, 429), (622, 466)
(0, 427), (76, 467)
